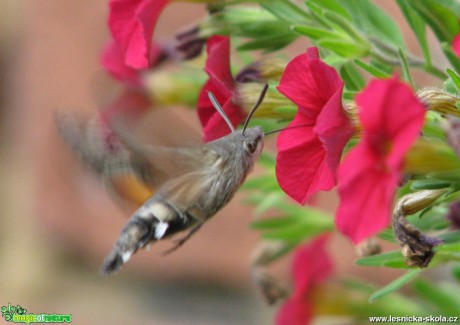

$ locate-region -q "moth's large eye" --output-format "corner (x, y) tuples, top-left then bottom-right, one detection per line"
(244, 141), (256, 153)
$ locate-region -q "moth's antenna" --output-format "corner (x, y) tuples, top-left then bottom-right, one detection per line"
(264, 123), (314, 136)
(242, 84), (269, 135)
(208, 91), (235, 133)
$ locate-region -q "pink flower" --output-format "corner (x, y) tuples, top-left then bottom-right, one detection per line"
(276, 47), (353, 204)
(101, 40), (165, 86)
(100, 88), (152, 123)
(197, 35), (245, 142)
(276, 234), (333, 325)
(453, 33), (460, 57)
(336, 76), (426, 244)
(108, 0), (169, 69)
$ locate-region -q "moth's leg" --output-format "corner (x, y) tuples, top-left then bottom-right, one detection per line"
(162, 223), (203, 256)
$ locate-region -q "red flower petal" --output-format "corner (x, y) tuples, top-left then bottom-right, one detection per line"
(453, 33), (460, 57)
(109, 0), (169, 69)
(276, 298), (312, 325)
(336, 145), (398, 243)
(101, 40), (165, 85)
(277, 47), (343, 117)
(276, 114), (335, 204)
(276, 47), (352, 204)
(101, 40), (143, 86)
(357, 77), (426, 170)
(204, 35), (235, 97)
(292, 234), (332, 299)
(276, 234), (332, 325)
(315, 84), (353, 181)
(336, 77), (425, 243)
(197, 36), (245, 142)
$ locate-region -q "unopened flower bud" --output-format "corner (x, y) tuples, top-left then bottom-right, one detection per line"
(144, 68), (204, 106)
(355, 238), (381, 257)
(235, 58), (286, 83)
(343, 102), (361, 136)
(251, 241), (287, 266)
(397, 189), (447, 215)
(237, 83), (296, 118)
(417, 87), (460, 117)
(404, 138), (460, 174)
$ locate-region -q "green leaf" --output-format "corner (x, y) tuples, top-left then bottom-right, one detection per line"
(408, 0), (460, 43)
(271, 105), (298, 116)
(398, 48), (415, 90)
(369, 59), (394, 75)
(242, 175), (279, 192)
(342, 89), (358, 101)
(442, 43), (460, 73)
(261, 219), (331, 241)
(335, 0), (406, 49)
(446, 69), (460, 94)
(354, 59), (391, 78)
(322, 11), (368, 46)
(378, 229), (396, 243)
(439, 231), (460, 244)
(406, 206), (450, 232)
(260, 0), (312, 24)
(293, 25), (339, 40)
(410, 179), (452, 190)
(251, 215), (300, 230)
(355, 250), (410, 269)
(276, 201), (332, 220)
(238, 33), (297, 52)
(256, 204), (333, 241)
(369, 269), (422, 302)
(307, 0), (351, 21)
(452, 264), (460, 282)
(413, 280), (460, 315)
(340, 62), (365, 91)
(436, 241), (460, 253)
(254, 192), (286, 214)
(318, 39), (369, 58)
(428, 169), (460, 182)
(396, 0), (431, 65)
(432, 242), (460, 265)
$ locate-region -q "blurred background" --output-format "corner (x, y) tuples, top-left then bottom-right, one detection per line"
(0, 1), (445, 324)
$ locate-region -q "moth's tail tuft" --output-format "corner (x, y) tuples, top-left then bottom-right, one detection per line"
(101, 216), (157, 275)
(101, 251), (126, 275)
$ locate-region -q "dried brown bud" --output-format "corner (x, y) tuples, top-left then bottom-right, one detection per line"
(355, 238), (381, 257)
(393, 190), (446, 267)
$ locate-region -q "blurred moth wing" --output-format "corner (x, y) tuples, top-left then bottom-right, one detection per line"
(55, 107), (203, 208)
(55, 112), (155, 208)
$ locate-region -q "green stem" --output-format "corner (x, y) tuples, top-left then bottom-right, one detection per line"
(423, 64), (448, 79)
(370, 37), (447, 79)
(371, 49), (447, 80)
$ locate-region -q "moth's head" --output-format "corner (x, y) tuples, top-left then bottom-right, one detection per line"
(240, 126), (264, 157)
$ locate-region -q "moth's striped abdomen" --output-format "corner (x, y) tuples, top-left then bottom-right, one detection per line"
(102, 198), (197, 274)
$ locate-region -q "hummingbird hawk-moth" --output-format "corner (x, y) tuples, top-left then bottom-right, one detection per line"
(56, 85), (268, 274)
